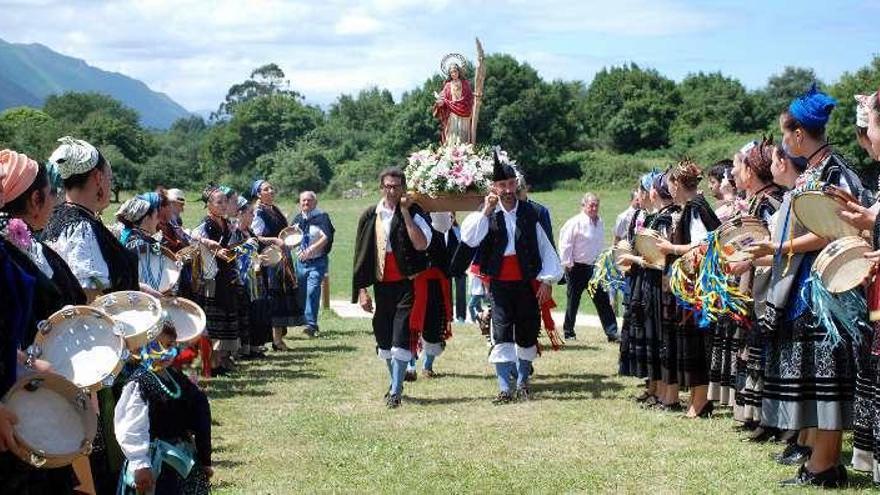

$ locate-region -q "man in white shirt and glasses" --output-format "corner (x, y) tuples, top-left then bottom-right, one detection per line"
(558, 192), (618, 342)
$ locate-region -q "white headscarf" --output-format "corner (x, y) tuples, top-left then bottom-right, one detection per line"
(48, 136), (102, 179)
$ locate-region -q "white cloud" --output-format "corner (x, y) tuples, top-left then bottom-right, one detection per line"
(334, 10), (384, 35)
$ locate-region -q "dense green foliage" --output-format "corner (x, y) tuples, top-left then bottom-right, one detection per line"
(3, 54), (880, 199)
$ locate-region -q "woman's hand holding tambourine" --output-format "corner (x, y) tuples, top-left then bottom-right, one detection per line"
(744, 239), (776, 258)
(617, 253), (644, 267)
(728, 260), (752, 276)
(0, 405), (18, 452)
(655, 238), (675, 255)
(839, 201), (877, 231)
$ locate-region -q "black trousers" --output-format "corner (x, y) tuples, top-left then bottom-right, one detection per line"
(373, 280), (414, 352)
(490, 280), (541, 348)
(563, 263), (618, 337)
(449, 275), (467, 320)
(422, 278), (447, 345)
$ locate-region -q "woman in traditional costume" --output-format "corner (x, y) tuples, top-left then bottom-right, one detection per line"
(656, 160), (721, 418)
(837, 89), (880, 484)
(0, 149), (85, 494)
(195, 185), (241, 375)
(725, 138), (786, 439)
(41, 136), (139, 494)
(748, 86), (867, 487)
(251, 179), (301, 351)
(116, 192), (170, 297)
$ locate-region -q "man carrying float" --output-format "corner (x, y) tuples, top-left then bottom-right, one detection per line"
(459, 152), (563, 404)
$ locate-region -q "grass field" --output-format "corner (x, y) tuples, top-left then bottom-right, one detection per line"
(204, 313), (876, 493)
(151, 187), (632, 314)
(104, 189), (878, 493)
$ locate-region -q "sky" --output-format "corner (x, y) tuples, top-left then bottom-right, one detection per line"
(1, 0), (878, 112)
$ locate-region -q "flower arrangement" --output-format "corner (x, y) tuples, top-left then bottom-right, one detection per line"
(405, 139), (517, 197)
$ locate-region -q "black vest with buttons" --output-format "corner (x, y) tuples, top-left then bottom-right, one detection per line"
(478, 201), (541, 281)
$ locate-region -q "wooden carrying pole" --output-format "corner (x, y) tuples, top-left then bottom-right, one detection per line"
(469, 37), (486, 144)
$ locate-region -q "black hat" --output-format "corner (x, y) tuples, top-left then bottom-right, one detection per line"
(491, 148), (517, 182)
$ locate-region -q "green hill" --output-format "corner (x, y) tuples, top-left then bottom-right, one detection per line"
(0, 38), (190, 129)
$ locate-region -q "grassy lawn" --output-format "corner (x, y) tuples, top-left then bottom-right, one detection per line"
(204, 313), (876, 493)
(149, 187), (631, 314)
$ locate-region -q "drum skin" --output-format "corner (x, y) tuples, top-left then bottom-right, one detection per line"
(813, 236), (874, 293)
(2, 372), (97, 468)
(31, 306), (126, 392)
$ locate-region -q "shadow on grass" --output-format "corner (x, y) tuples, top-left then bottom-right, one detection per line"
(405, 395), (487, 405)
(558, 344), (601, 351)
(531, 373), (625, 399)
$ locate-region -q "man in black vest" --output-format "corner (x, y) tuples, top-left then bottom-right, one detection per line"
(459, 151), (563, 404)
(352, 167), (432, 408)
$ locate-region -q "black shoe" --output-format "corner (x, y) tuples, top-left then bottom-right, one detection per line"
(385, 393), (401, 409)
(404, 370), (418, 382)
(492, 391), (513, 405)
(516, 386), (530, 401)
(733, 421), (758, 432)
(658, 401), (684, 412)
(640, 396), (661, 409)
(779, 464), (847, 488)
(564, 333), (577, 340)
(777, 444), (812, 466)
(746, 426), (778, 443)
(775, 429), (799, 443)
(689, 401), (713, 418)
(634, 391), (653, 403)
(211, 366), (230, 377)
(606, 334), (619, 343)
(303, 326), (318, 338)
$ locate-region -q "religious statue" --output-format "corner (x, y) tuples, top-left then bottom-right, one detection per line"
(432, 39), (485, 145)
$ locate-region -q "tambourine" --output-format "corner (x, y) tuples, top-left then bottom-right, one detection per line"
(612, 240), (633, 272)
(30, 306), (127, 392)
(716, 216), (769, 262)
(2, 373), (97, 468)
(137, 245), (181, 293)
(679, 243), (708, 277)
(161, 297), (207, 344)
(792, 185), (861, 240)
(634, 229), (666, 268)
(812, 235), (874, 293)
(260, 245), (283, 267)
(93, 291), (163, 352)
(279, 225), (303, 248)
(174, 244), (200, 263)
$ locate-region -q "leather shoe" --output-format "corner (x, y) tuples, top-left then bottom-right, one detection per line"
(776, 444), (811, 466)
(492, 391), (513, 405)
(779, 464), (847, 488)
(385, 393), (401, 409)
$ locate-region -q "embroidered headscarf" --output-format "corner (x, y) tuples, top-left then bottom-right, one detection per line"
(788, 83), (837, 130)
(0, 149), (39, 203)
(855, 93), (876, 128)
(116, 197), (151, 224)
(48, 136), (103, 179)
(250, 179), (267, 199)
(137, 191), (161, 212)
(639, 169), (661, 192)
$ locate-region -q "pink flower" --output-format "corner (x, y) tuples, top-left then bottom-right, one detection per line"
(6, 218), (32, 250)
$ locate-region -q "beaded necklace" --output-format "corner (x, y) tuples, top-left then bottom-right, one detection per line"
(147, 369), (182, 399)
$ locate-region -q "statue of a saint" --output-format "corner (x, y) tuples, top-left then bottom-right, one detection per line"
(433, 54), (474, 145)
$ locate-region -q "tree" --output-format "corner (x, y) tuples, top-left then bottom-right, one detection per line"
(101, 144), (139, 202)
(44, 92), (140, 127)
(751, 67), (822, 131)
(257, 144), (331, 194)
(490, 80), (585, 185)
(670, 72), (757, 147)
(203, 94), (322, 176)
(827, 56), (880, 172)
(0, 107), (61, 159)
(583, 64), (680, 152)
(213, 63), (303, 120)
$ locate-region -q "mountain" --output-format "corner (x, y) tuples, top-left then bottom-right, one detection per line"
(0, 38), (191, 129)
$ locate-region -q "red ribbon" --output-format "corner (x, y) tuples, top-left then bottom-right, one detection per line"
(409, 267), (453, 353)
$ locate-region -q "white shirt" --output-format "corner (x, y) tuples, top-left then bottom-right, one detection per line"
(613, 206), (635, 240)
(45, 222), (110, 289)
(460, 200), (563, 284)
(114, 381), (152, 471)
(689, 211), (708, 242)
(375, 201), (433, 252)
(558, 212), (605, 267)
